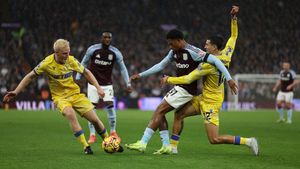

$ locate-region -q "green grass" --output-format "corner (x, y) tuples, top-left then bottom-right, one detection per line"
(0, 109), (299, 169)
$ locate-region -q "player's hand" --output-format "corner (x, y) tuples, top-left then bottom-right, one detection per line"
(287, 85), (293, 90)
(160, 75), (169, 87)
(230, 5), (239, 16)
(130, 74), (141, 81)
(272, 87), (277, 92)
(96, 87), (105, 98)
(3, 91), (17, 102)
(227, 79), (238, 95)
(126, 86), (133, 93)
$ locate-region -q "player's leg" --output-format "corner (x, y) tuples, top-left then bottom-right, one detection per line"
(83, 110), (109, 139)
(60, 105), (92, 154)
(126, 86), (192, 153)
(86, 83), (100, 143)
(158, 115), (169, 148)
(203, 101), (259, 156)
(126, 100), (173, 152)
(73, 93), (109, 139)
(54, 98), (92, 154)
(276, 91), (285, 122)
(285, 92), (294, 124)
(170, 99), (200, 154)
(153, 87), (194, 154)
(154, 115), (172, 154)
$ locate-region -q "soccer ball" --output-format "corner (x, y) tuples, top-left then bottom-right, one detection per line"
(102, 135), (120, 153)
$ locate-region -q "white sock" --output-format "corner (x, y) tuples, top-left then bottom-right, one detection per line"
(287, 109), (293, 121)
(277, 108), (284, 120)
(141, 127), (155, 144)
(159, 130), (170, 146)
(105, 106), (116, 132)
(88, 121), (95, 136)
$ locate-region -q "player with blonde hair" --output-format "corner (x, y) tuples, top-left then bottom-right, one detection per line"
(3, 39), (123, 154)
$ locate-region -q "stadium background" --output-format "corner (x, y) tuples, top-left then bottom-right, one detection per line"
(1, 1), (300, 169)
(1, 0), (299, 110)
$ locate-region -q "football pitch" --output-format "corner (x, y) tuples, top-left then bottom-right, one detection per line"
(0, 109), (299, 169)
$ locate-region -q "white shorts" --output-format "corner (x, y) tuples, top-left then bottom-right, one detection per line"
(276, 91), (294, 103)
(87, 83), (114, 103)
(163, 86), (193, 109)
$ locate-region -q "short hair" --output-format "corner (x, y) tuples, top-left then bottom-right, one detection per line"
(102, 31), (112, 36)
(207, 35), (224, 50)
(53, 39), (70, 52)
(166, 29), (184, 40)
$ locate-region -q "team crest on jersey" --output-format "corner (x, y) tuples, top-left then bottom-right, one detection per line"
(96, 54), (100, 58)
(183, 53), (188, 61)
(174, 54), (177, 59)
(108, 54), (113, 60)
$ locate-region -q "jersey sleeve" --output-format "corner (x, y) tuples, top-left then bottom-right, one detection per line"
(115, 49), (131, 86)
(167, 63), (214, 85)
(188, 49), (232, 81)
(70, 56), (85, 74)
(291, 70), (297, 79)
(221, 18), (238, 58)
(75, 46), (94, 80)
(139, 50), (173, 77)
(33, 59), (47, 75)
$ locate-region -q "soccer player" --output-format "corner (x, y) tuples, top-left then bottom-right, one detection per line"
(272, 61), (298, 124)
(3, 39), (116, 155)
(75, 31), (132, 143)
(126, 28), (238, 154)
(161, 6), (259, 156)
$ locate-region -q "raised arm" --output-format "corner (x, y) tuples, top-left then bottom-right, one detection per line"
(222, 5), (239, 59)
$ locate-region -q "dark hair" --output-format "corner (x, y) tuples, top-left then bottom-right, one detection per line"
(207, 35), (224, 50)
(282, 60), (290, 64)
(102, 30), (112, 34)
(166, 29), (184, 40)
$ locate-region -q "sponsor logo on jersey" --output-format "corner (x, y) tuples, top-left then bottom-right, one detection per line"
(176, 63), (189, 69)
(95, 59), (112, 65)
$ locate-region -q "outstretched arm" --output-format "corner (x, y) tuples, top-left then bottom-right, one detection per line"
(131, 50), (173, 81)
(163, 64), (213, 85)
(3, 71), (37, 102)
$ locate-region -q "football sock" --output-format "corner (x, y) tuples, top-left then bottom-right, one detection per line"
(88, 121), (96, 136)
(234, 136), (249, 145)
(277, 108), (284, 120)
(74, 130), (89, 148)
(105, 105), (116, 132)
(287, 109), (293, 121)
(98, 128), (109, 139)
(141, 127), (155, 144)
(159, 130), (170, 146)
(170, 134), (180, 147)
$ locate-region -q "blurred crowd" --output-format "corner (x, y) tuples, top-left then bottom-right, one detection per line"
(1, 0), (299, 103)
